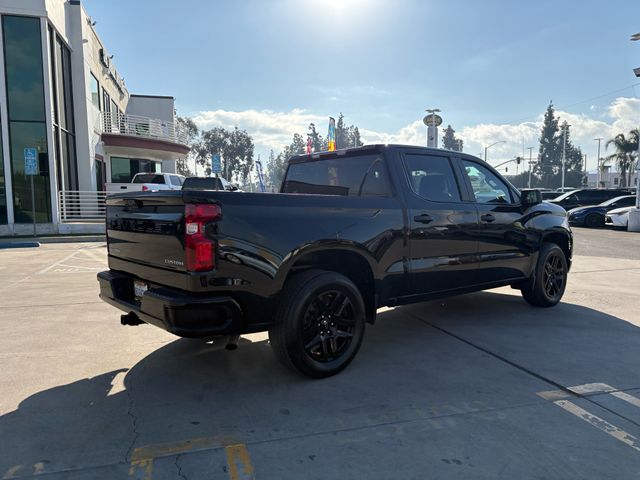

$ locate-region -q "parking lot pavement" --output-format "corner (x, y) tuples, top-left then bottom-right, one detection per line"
(1, 230), (639, 479)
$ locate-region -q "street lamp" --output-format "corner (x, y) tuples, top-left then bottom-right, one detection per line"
(484, 141), (506, 162)
(425, 108), (441, 148)
(561, 122), (571, 190)
(594, 138), (603, 187)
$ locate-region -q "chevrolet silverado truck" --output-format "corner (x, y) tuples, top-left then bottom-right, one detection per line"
(98, 145), (572, 378)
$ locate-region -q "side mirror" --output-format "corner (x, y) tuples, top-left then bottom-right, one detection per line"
(520, 189), (542, 207)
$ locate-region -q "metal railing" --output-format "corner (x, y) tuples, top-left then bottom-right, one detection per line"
(101, 111), (189, 145)
(59, 190), (107, 222)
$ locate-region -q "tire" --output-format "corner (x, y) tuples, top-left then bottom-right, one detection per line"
(269, 269), (366, 378)
(521, 242), (568, 307)
(584, 213), (603, 228)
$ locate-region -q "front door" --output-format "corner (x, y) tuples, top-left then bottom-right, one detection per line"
(402, 152), (479, 297)
(459, 159), (535, 284)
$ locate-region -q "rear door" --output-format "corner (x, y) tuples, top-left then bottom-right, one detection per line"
(459, 159), (534, 284)
(402, 151), (479, 296)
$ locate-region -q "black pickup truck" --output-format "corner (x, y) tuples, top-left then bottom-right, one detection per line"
(98, 145), (572, 377)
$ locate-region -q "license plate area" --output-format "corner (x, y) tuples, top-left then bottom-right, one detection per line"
(134, 280), (148, 299)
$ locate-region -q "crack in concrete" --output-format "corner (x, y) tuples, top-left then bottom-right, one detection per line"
(124, 372), (140, 463)
(175, 454), (188, 480)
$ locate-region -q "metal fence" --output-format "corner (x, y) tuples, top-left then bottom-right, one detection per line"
(101, 111), (189, 145)
(59, 191), (107, 222)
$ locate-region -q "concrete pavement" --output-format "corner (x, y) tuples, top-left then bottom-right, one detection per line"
(0, 229), (639, 479)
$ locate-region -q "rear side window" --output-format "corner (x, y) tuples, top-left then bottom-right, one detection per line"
(133, 174), (165, 184)
(404, 154), (461, 202)
(283, 154), (390, 196)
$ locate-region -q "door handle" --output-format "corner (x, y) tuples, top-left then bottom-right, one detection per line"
(481, 213), (495, 223)
(414, 214), (433, 224)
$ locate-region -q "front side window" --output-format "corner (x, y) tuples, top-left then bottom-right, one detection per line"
(170, 175), (183, 186)
(404, 154), (461, 202)
(462, 160), (512, 204)
(283, 154), (390, 197)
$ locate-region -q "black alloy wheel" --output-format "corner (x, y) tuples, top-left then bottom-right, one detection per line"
(302, 290), (356, 363)
(542, 253), (565, 300)
(521, 242), (568, 307)
(585, 213), (603, 228)
(269, 269), (366, 378)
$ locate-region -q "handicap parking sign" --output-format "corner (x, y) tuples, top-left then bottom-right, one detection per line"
(212, 154), (222, 174)
(24, 148), (38, 176)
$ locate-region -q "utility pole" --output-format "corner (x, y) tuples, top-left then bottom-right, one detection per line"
(527, 147), (533, 188)
(561, 122), (570, 190)
(583, 153), (587, 186)
(594, 137), (603, 188)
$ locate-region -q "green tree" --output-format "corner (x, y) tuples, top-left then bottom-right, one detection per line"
(193, 126), (254, 182)
(266, 150), (287, 191)
(536, 103), (562, 188)
(441, 125), (463, 152)
(335, 113), (349, 149)
(175, 116), (199, 176)
(308, 123), (325, 152)
(605, 129), (639, 188)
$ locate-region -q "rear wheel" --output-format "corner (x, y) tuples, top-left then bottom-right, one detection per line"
(269, 269), (366, 378)
(521, 243), (568, 307)
(585, 213), (603, 228)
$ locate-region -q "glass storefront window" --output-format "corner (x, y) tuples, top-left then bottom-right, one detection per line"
(9, 122), (51, 223)
(3, 15), (51, 223)
(0, 116), (6, 224)
(110, 157), (161, 183)
(3, 16), (46, 123)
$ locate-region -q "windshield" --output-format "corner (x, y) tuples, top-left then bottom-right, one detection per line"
(553, 190), (579, 201)
(599, 195), (632, 207)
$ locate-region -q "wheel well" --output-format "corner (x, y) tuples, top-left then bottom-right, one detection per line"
(286, 249), (376, 323)
(543, 232), (571, 263)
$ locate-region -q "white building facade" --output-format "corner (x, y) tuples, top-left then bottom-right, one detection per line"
(0, 0), (189, 236)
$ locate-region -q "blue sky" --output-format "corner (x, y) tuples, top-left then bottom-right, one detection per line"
(85, 0), (640, 170)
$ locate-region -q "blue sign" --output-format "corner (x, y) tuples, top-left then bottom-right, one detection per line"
(212, 154), (222, 174)
(24, 148), (38, 176)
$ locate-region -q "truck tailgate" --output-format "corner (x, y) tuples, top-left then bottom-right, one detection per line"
(106, 192), (187, 272)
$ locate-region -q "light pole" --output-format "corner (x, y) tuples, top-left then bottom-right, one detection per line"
(594, 137), (603, 187)
(484, 141), (506, 163)
(561, 122), (570, 190)
(425, 108), (440, 148)
(527, 146), (534, 188)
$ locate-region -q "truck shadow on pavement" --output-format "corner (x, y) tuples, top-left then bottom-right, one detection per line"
(2, 291), (640, 478)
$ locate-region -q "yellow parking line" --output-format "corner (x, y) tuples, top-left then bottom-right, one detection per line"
(225, 444), (255, 480)
(129, 458), (153, 480)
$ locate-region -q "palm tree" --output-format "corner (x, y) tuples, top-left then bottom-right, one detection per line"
(605, 129), (639, 188)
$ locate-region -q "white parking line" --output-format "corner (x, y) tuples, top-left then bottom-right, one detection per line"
(554, 400), (640, 453)
(610, 391), (640, 409)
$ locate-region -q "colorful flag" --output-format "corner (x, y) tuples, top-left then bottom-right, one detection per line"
(306, 136), (312, 154)
(327, 117), (336, 151)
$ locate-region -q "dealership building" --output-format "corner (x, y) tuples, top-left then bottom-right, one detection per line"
(0, 0), (189, 236)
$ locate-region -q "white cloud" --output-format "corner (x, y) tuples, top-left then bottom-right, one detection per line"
(191, 97), (640, 172)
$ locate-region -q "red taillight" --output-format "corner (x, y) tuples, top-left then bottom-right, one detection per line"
(185, 203), (222, 272)
(142, 185), (149, 191)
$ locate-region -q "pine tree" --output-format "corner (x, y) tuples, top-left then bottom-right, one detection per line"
(335, 113), (349, 149)
(536, 103), (562, 188)
(308, 123), (325, 152)
(442, 125), (463, 152)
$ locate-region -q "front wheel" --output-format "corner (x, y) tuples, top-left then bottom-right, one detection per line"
(521, 242), (568, 307)
(585, 213), (603, 228)
(269, 269), (366, 378)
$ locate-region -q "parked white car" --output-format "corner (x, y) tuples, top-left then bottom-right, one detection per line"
(605, 206), (636, 228)
(106, 173), (185, 195)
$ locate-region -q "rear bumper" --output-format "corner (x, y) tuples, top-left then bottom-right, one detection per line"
(97, 270), (243, 337)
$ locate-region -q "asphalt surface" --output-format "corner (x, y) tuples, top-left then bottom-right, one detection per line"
(1, 228), (640, 479)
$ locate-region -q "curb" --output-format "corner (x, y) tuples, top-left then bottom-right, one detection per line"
(0, 241), (41, 249)
(39, 235), (106, 244)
